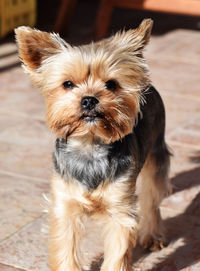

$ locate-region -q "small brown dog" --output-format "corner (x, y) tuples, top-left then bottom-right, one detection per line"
(15, 19), (170, 271)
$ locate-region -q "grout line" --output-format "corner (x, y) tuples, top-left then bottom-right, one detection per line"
(166, 139), (200, 151)
(0, 262), (27, 271)
(0, 213), (46, 245)
(166, 112), (200, 138)
(161, 91), (200, 102)
(0, 109), (45, 123)
(148, 54), (200, 66)
(0, 214), (47, 271)
(0, 47), (17, 58)
(0, 169), (49, 183)
(166, 126), (185, 139)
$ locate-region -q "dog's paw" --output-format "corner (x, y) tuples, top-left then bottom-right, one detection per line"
(139, 234), (168, 252)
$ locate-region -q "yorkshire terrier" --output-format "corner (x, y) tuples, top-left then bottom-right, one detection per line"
(15, 19), (170, 271)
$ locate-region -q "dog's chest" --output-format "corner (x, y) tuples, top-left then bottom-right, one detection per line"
(53, 138), (133, 189)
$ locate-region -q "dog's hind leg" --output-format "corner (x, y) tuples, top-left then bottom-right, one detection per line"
(138, 133), (171, 251)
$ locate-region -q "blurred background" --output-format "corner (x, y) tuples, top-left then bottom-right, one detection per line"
(1, 0), (200, 56)
(0, 1), (200, 271)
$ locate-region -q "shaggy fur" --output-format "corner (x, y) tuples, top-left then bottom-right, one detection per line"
(15, 19), (170, 271)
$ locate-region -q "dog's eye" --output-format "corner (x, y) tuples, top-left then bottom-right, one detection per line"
(63, 81), (75, 89)
(105, 80), (118, 91)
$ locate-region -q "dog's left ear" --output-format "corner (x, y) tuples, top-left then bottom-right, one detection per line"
(110, 18), (153, 53)
(15, 27), (69, 71)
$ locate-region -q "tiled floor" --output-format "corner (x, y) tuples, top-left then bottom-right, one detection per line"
(0, 9), (200, 271)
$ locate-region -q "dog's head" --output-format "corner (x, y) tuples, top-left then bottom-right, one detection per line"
(15, 19), (153, 144)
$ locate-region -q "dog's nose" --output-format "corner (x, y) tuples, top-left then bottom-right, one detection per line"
(81, 96), (99, 110)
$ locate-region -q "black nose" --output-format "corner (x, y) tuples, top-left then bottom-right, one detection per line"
(81, 96), (99, 111)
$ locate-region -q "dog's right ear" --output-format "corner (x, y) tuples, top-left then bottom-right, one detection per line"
(15, 27), (70, 72)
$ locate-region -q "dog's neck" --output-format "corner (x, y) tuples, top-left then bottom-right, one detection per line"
(65, 136), (106, 152)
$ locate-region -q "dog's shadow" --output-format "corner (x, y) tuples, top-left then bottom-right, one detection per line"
(90, 154), (200, 271)
(149, 165), (200, 271)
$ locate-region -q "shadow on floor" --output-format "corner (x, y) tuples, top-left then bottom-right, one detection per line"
(151, 190), (200, 270)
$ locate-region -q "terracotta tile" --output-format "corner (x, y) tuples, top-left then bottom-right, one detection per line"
(0, 216), (49, 271)
(146, 29), (200, 65)
(0, 112), (51, 146)
(169, 128), (200, 147)
(161, 184), (200, 215)
(145, 33), (200, 135)
(133, 208), (200, 271)
(148, 59), (200, 98)
(161, 92), (200, 133)
(145, 30), (200, 99)
(0, 67), (45, 119)
(168, 142), (200, 176)
(0, 173), (49, 241)
(160, 143), (200, 215)
(0, 215), (103, 271)
(184, 114), (200, 131)
(0, 113), (55, 180)
(0, 43), (17, 57)
(0, 263), (25, 271)
(0, 54), (19, 70)
(0, 141), (53, 180)
(167, 113), (200, 147)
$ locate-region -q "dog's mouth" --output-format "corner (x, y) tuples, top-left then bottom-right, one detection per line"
(81, 111), (104, 122)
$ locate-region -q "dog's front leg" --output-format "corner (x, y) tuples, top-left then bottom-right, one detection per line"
(49, 175), (84, 271)
(101, 214), (137, 271)
(101, 222), (135, 271)
(49, 203), (83, 271)
(100, 182), (138, 271)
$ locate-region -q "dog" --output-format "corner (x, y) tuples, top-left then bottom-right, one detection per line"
(15, 19), (170, 271)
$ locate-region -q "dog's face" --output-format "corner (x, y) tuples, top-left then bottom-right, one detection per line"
(15, 19), (152, 144)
